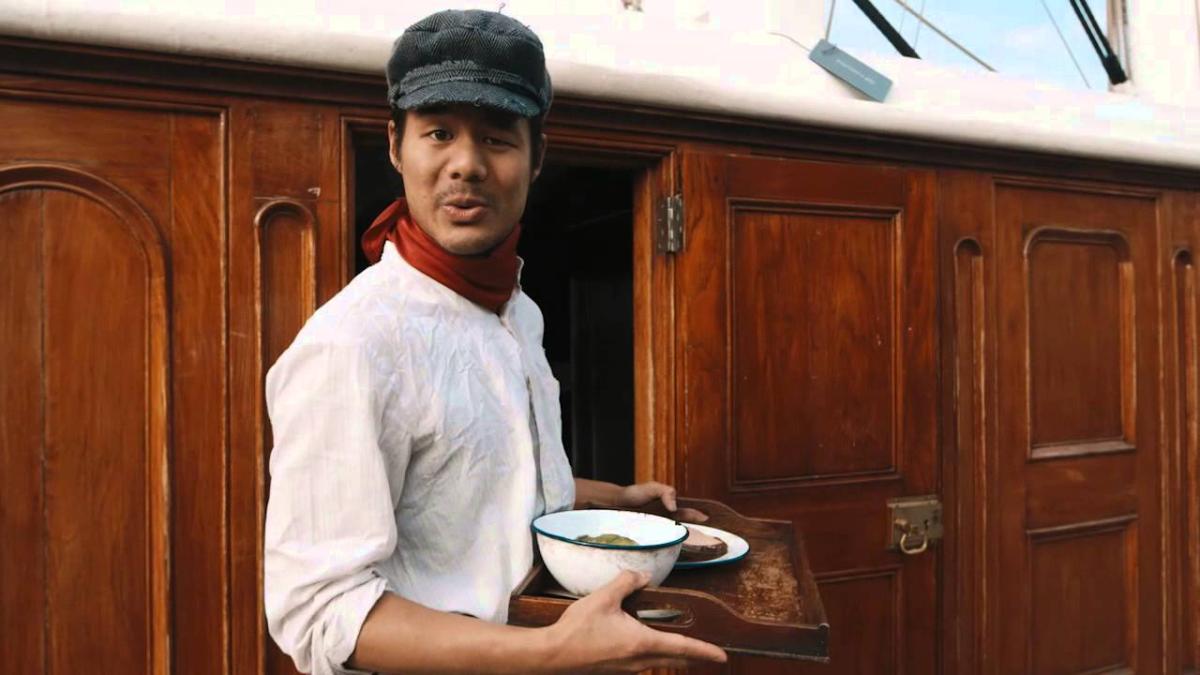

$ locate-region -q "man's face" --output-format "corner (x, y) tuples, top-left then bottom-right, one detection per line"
(389, 104), (543, 256)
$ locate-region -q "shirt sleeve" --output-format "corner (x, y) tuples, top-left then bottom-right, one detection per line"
(263, 338), (403, 675)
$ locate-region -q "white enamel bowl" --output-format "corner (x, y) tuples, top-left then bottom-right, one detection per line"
(531, 509), (687, 596)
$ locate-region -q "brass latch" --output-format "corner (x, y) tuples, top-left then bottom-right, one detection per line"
(887, 496), (943, 555)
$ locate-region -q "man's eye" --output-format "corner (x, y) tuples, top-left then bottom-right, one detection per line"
(428, 129), (452, 141)
(485, 136), (515, 147)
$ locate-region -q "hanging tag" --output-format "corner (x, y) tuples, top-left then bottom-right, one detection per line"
(808, 39), (893, 102)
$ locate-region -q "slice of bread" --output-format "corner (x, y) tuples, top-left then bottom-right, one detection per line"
(679, 526), (729, 562)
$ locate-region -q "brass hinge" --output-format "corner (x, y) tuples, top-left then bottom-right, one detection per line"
(656, 194), (684, 254)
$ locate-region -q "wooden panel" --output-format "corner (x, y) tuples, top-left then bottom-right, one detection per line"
(258, 198), (317, 675)
(731, 207), (896, 482)
(236, 102), (338, 675)
(228, 101), (267, 675)
(678, 153), (938, 675)
(1028, 519), (1135, 674)
(1025, 454), (1138, 530)
(226, 101), (334, 675)
(0, 96), (224, 675)
(937, 169), (996, 675)
(1175, 245), (1200, 672)
(42, 190), (157, 673)
(1027, 232), (1130, 456)
(1170, 190), (1200, 672)
(1161, 189), (1200, 675)
(168, 112), (228, 675)
(994, 181), (1162, 674)
(0, 189), (46, 671)
(804, 571), (898, 674)
(951, 238), (987, 671)
(0, 98), (170, 169)
(259, 200), (317, 366)
(250, 104), (324, 200)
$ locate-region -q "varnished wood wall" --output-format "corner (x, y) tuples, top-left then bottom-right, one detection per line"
(0, 36), (1197, 675)
(0, 101), (215, 674)
(942, 176), (1168, 673)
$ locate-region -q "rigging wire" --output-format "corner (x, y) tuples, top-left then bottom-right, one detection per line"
(889, 0), (995, 71)
(1039, 0), (1093, 88)
(912, 0), (928, 48)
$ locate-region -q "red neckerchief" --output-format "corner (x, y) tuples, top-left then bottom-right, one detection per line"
(361, 198), (520, 315)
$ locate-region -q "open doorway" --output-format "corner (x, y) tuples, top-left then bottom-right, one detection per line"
(351, 133), (637, 487)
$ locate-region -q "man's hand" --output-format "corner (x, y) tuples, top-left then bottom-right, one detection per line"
(542, 570), (727, 673)
(616, 482), (709, 523)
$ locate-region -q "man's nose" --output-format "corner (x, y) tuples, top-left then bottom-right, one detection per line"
(446, 137), (487, 182)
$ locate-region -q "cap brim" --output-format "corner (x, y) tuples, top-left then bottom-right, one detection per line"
(393, 80), (541, 118)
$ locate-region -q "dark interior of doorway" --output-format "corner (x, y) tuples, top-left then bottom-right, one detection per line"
(353, 137), (636, 487)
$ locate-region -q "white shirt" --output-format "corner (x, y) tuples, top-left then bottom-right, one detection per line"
(263, 242), (577, 675)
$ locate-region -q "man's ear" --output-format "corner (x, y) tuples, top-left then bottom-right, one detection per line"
(531, 132), (548, 183)
(387, 119), (402, 173)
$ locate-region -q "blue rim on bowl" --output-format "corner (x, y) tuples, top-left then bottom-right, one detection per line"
(531, 511), (688, 551)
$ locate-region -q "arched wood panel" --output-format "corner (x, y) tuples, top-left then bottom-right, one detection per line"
(951, 237), (987, 672)
(256, 198), (317, 370)
(255, 197), (317, 675)
(0, 164), (170, 675)
(1174, 248), (1200, 673)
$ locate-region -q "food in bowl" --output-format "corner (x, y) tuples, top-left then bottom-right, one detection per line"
(532, 509), (687, 596)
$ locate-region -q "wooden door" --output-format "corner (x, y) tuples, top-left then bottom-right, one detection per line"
(0, 96), (225, 674)
(990, 180), (1164, 673)
(675, 151), (939, 674)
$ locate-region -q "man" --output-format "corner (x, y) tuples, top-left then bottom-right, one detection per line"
(263, 9), (727, 674)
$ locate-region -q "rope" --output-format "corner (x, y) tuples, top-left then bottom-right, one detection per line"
(889, 0), (995, 71)
(912, 0), (928, 48)
(1040, 0), (1093, 88)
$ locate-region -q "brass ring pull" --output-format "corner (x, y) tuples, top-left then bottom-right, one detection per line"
(898, 527), (929, 555)
(889, 497), (942, 555)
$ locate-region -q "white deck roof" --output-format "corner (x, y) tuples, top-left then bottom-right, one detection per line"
(2, 0), (1198, 170)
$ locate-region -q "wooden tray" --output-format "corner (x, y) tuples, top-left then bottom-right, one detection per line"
(508, 498), (829, 661)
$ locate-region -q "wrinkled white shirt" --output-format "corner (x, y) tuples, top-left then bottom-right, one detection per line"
(263, 242), (576, 675)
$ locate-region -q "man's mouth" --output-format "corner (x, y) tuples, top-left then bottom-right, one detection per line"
(441, 196), (490, 223)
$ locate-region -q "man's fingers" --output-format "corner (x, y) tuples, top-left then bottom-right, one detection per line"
(675, 507), (709, 523)
(673, 633), (728, 663)
(645, 630), (728, 663)
(596, 569), (649, 603)
(660, 486), (678, 512)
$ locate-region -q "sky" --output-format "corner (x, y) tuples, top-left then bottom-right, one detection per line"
(824, 0), (1116, 91)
